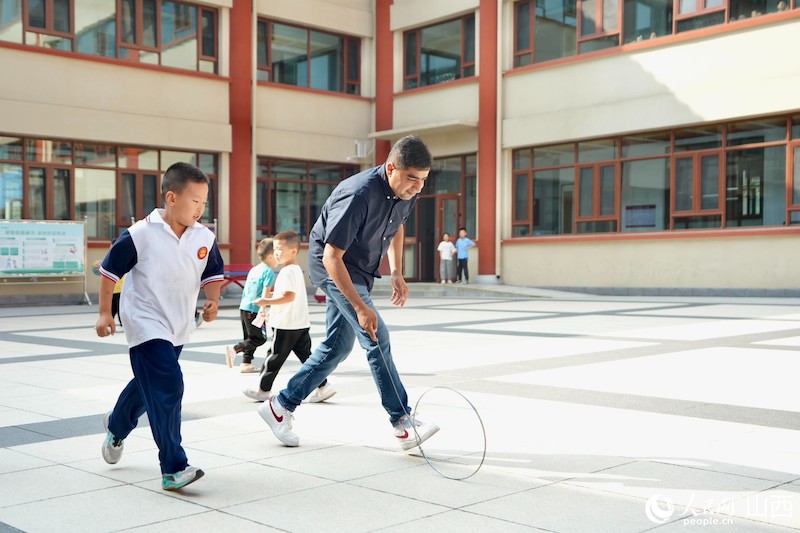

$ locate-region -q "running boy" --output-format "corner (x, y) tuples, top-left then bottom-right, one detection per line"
(242, 231), (335, 403)
(225, 238), (277, 373)
(95, 162), (224, 491)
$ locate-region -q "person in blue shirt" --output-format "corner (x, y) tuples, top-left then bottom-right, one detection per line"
(258, 135), (439, 451)
(225, 238), (277, 373)
(95, 162), (224, 491)
(455, 227), (475, 284)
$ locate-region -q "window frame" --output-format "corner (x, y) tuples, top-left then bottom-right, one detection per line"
(575, 161), (620, 229)
(117, 0), (161, 55)
(403, 13), (476, 90)
(669, 149), (723, 227)
(789, 139), (800, 219)
(22, 0), (74, 48)
(23, 164), (73, 221)
(257, 18), (361, 95)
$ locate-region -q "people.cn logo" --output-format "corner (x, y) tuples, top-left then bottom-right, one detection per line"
(646, 494), (676, 524)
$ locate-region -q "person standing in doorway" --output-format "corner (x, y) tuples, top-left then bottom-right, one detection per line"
(455, 227), (475, 284)
(436, 232), (456, 284)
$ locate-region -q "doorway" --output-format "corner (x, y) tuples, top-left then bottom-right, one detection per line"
(416, 194), (460, 282)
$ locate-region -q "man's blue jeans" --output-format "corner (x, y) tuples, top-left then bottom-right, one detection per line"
(277, 279), (412, 425)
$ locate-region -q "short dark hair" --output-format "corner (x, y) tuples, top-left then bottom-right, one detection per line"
(274, 230), (301, 250)
(257, 238), (274, 259)
(161, 162), (209, 199)
(459, 227), (467, 233)
(388, 135), (432, 171)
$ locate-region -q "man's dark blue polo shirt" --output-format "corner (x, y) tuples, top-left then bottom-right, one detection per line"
(308, 164), (416, 292)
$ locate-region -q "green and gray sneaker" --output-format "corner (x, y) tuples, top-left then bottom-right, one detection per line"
(101, 411), (124, 464)
(162, 466), (204, 491)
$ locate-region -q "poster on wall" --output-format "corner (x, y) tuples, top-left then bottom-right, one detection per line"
(0, 220), (85, 276)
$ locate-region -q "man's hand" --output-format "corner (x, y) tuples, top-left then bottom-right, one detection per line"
(389, 271), (408, 307)
(202, 300), (219, 322)
(96, 313), (115, 337)
(357, 305), (378, 341)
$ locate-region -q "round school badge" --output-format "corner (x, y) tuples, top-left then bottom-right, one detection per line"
(197, 246), (208, 259)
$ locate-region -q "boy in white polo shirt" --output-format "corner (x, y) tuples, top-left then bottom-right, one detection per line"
(95, 162), (224, 491)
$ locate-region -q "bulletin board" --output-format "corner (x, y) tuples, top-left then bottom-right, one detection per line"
(0, 219), (90, 303)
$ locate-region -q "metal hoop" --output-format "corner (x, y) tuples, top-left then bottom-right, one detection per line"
(413, 386), (487, 481)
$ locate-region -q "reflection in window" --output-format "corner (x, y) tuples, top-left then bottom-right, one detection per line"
(623, 0), (672, 42)
(76, 0), (116, 57)
(533, 0), (576, 64)
(725, 147), (785, 227)
(0, 164), (23, 219)
(75, 168), (115, 239)
(534, 168), (574, 235)
(161, 1), (198, 71)
(53, 168), (70, 219)
(0, 0), (23, 43)
(29, 169), (45, 220)
(621, 158), (669, 231)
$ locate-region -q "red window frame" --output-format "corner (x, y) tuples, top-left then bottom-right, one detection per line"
(22, 0), (74, 47)
(403, 14), (476, 90)
(117, 0), (160, 52)
(23, 165), (73, 221)
(513, 0), (535, 67)
(575, 162), (619, 230)
(198, 7), (217, 68)
(669, 150), (723, 227)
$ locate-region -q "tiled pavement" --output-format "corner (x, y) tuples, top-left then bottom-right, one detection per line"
(1, 285), (799, 532)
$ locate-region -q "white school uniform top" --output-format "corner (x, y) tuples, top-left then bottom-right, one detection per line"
(267, 264), (310, 330)
(99, 209), (224, 348)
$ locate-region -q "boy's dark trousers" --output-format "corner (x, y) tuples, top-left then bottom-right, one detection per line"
(236, 310), (267, 364)
(457, 258), (469, 282)
(107, 339), (188, 474)
(259, 327), (327, 392)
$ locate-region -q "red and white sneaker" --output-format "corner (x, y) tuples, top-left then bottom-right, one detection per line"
(258, 396), (299, 447)
(393, 414), (439, 451)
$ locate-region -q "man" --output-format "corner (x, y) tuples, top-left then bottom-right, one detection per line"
(258, 135), (439, 451)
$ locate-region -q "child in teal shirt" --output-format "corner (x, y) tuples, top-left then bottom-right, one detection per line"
(225, 238), (277, 372)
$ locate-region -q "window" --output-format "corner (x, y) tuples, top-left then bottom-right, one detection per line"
(579, 0), (621, 52)
(511, 115), (795, 237)
(257, 20), (361, 95)
(256, 159), (359, 240)
(515, 0), (577, 66)
(24, 0), (72, 50)
(0, 135), (218, 238)
(513, 0), (796, 65)
(620, 133), (671, 231)
(623, 0), (672, 42)
(404, 14), (475, 89)
(0, 1), (217, 73)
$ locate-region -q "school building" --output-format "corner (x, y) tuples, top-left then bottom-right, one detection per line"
(1, 0), (799, 301)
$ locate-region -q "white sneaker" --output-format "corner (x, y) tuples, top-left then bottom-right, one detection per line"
(101, 411), (124, 464)
(162, 465), (204, 491)
(224, 346), (235, 368)
(240, 363), (259, 373)
(440, 280), (446, 284)
(307, 384), (336, 403)
(243, 388), (270, 402)
(393, 414), (439, 451)
(258, 396), (299, 447)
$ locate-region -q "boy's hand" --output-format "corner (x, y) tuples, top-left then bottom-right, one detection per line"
(202, 300), (219, 322)
(96, 314), (115, 337)
(252, 297), (269, 307)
